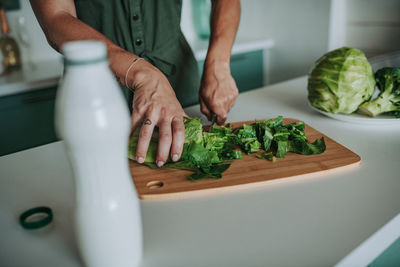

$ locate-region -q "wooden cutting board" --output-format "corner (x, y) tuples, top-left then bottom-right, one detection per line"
(129, 118), (360, 200)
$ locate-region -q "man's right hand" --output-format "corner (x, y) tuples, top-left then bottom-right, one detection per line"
(126, 59), (186, 168)
(29, 0), (185, 168)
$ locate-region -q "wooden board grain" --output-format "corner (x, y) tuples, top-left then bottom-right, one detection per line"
(129, 119), (361, 200)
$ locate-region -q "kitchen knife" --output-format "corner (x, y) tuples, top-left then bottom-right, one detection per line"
(204, 113), (218, 132)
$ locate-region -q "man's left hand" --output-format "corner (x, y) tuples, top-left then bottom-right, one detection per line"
(199, 61), (238, 125)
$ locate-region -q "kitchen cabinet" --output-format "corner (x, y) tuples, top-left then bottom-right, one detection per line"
(0, 86), (58, 156)
(197, 50), (264, 93)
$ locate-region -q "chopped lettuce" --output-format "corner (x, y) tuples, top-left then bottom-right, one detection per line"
(128, 116), (326, 180)
(128, 117), (240, 180)
(256, 151), (276, 162)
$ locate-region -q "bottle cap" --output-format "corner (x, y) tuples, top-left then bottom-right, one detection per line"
(62, 41), (107, 65)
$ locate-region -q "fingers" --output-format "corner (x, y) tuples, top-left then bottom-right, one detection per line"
(171, 116), (185, 162)
(130, 111), (142, 133)
(156, 119), (172, 167)
(199, 95), (212, 121)
(130, 100), (148, 133)
(216, 112), (228, 125)
(200, 94), (228, 125)
(135, 111), (157, 164)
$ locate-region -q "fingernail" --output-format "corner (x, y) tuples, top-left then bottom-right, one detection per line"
(137, 157), (144, 163)
(172, 154), (179, 162)
(156, 160), (165, 167)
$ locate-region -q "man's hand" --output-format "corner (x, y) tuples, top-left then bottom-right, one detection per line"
(199, 0), (240, 124)
(127, 59), (186, 167)
(199, 61), (238, 125)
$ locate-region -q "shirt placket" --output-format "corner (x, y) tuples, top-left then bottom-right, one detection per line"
(131, 0), (145, 56)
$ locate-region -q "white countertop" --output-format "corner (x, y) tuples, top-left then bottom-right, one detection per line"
(1, 76), (399, 267)
(0, 60), (63, 97)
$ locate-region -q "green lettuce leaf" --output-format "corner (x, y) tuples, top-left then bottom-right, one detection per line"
(128, 116), (326, 180)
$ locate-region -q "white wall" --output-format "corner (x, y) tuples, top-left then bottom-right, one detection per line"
(345, 0), (400, 57)
(239, 0), (331, 83)
(183, 0), (332, 84)
(6, 1), (61, 63)
(329, 0), (400, 58)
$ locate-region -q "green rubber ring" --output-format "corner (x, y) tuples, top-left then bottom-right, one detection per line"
(19, 206), (53, 230)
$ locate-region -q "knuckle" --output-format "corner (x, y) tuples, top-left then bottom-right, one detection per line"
(147, 104), (157, 115)
(219, 113), (228, 121)
(134, 104), (146, 116)
(174, 125), (185, 135)
(200, 106), (208, 114)
(139, 128), (152, 139)
(158, 132), (172, 141)
(160, 107), (168, 117)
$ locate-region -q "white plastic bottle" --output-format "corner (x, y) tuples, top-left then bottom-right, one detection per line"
(55, 41), (142, 267)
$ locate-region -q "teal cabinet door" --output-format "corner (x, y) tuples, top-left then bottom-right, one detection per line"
(198, 50), (264, 94)
(0, 87), (58, 156)
(369, 237), (400, 266)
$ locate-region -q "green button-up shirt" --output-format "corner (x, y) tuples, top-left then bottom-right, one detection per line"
(74, 0), (200, 107)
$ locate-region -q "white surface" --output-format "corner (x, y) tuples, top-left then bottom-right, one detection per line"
(309, 104), (400, 125)
(236, 0), (331, 84)
(7, 1), (61, 64)
(328, 0), (347, 50)
(56, 43), (142, 267)
(1, 77), (400, 267)
(345, 0), (400, 57)
(335, 213), (400, 267)
(0, 60), (63, 97)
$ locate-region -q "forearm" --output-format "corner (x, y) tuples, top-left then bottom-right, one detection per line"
(205, 0), (241, 66)
(30, 0), (136, 82)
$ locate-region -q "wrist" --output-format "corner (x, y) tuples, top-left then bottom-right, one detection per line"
(204, 36), (232, 64)
(203, 59), (231, 77)
(204, 52), (230, 68)
(108, 48), (136, 83)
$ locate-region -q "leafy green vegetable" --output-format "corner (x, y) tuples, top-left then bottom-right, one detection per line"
(308, 47), (375, 114)
(257, 151), (276, 162)
(128, 117), (239, 180)
(128, 116), (326, 180)
(250, 116), (325, 159)
(128, 128), (158, 163)
(359, 67), (400, 117)
(234, 124), (261, 154)
(184, 117), (203, 144)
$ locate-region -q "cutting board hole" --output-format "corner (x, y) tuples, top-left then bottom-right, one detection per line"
(147, 181), (164, 190)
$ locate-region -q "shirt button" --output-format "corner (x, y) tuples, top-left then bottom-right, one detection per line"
(135, 39), (143, 46)
(132, 14), (139, 21)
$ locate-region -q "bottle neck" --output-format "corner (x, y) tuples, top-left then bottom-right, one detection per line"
(64, 57), (110, 74)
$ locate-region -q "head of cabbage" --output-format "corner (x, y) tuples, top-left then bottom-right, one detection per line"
(307, 47), (375, 114)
